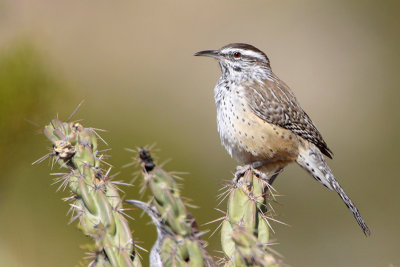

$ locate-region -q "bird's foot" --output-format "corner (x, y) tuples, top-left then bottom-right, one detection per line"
(251, 167), (271, 181)
(234, 161), (271, 182)
(234, 161), (282, 185)
(234, 165), (251, 181)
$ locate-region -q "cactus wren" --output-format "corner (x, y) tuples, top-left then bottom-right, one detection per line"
(195, 43), (370, 236)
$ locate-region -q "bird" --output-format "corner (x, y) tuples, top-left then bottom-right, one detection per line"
(194, 43), (370, 236)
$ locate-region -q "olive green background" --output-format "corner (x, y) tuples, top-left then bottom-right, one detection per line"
(0, 1), (399, 266)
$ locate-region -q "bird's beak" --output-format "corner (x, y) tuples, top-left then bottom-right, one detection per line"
(194, 49), (219, 58)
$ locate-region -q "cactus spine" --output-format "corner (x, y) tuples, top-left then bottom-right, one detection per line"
(127, 149), (216, 267)
(220, 168), (281, 267)
(39, 119), (141, 267)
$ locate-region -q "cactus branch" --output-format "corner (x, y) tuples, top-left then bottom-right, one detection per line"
(220, 167), (282, 267)
(126, 148), (216, 267)
(38, 119), (141, 267)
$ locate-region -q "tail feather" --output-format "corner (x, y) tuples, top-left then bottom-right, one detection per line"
(296, 142), (371, 236)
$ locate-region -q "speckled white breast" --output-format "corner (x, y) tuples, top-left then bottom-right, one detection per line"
(215, 80), (300, 165)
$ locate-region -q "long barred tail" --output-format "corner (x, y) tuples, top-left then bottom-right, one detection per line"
(296, 141), (371, 236)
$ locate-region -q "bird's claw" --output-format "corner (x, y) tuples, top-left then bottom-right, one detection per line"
(234, 165), (251, 181)
(234, 163), (271, 182)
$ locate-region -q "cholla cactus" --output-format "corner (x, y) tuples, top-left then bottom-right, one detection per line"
(126, 149), (216, 267)
(219, 168), (282, 267)
(36, 119), (141, 267)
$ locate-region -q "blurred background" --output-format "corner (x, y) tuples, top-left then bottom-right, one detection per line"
(0, 0), (399, 266)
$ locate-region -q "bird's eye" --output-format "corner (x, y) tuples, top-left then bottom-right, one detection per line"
(233, 52), (241, 58)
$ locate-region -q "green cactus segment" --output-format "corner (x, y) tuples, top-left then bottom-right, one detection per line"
(159, 237), (204, 267)
(149, 168), (192, 236)
(228, 227), (278, 267)
(221, 169), (280, 267)
(41, 119), (141, 267)
(134, 149), (216, 267)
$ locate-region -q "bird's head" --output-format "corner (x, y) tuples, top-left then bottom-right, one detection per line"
(195, 43), (271, 80)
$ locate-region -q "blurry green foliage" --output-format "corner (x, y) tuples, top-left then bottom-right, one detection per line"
(0, 41), (60, 160)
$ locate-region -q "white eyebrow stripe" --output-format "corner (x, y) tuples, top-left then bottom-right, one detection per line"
(242, 50), (266, 60)
(222, 48), (266, 61)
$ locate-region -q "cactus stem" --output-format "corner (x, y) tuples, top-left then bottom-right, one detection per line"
(38, 118), (141, 266)
(219, 168), (282, 266)
(126, 148), (217, 267)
